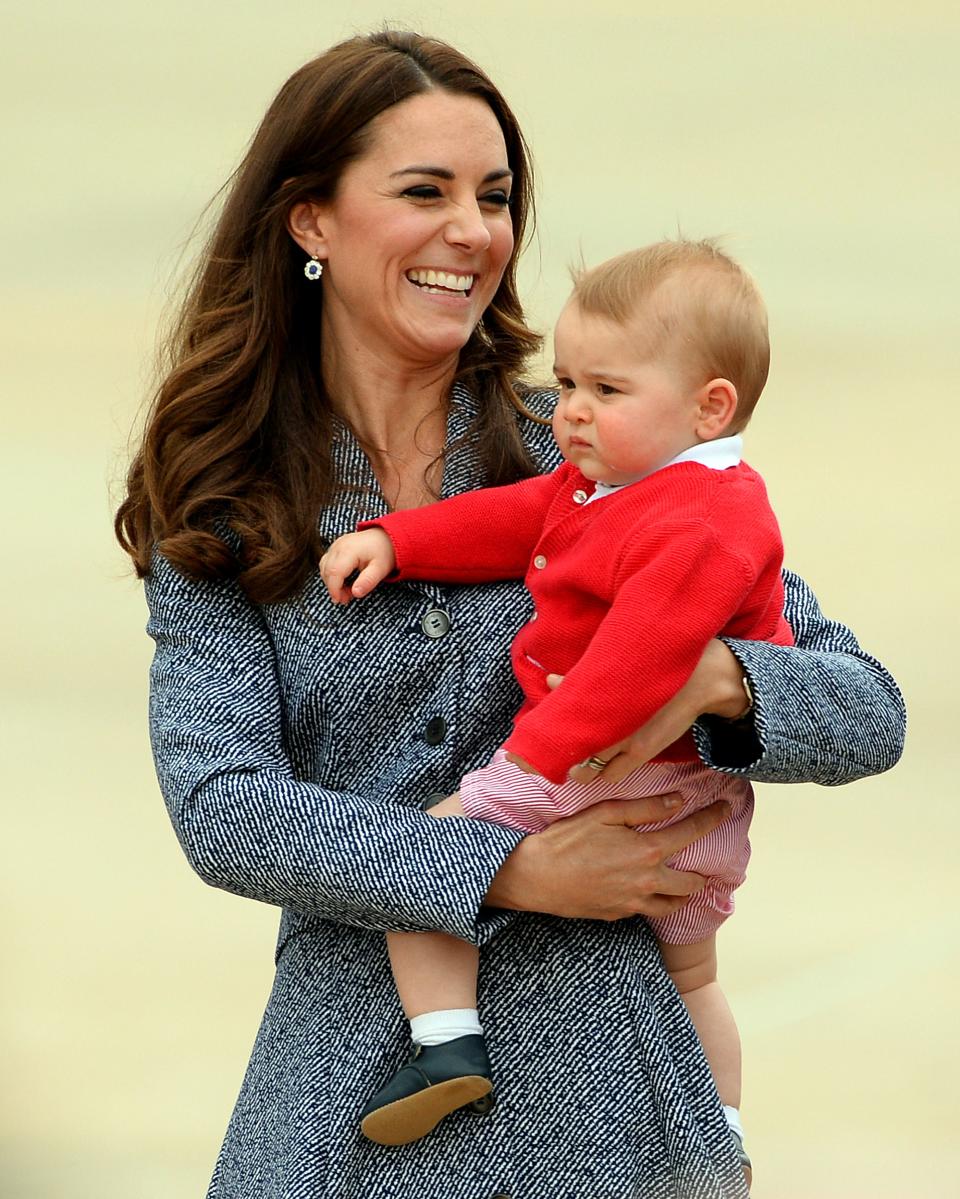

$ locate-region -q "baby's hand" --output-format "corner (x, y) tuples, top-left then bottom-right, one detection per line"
(319, 528), (397, 604)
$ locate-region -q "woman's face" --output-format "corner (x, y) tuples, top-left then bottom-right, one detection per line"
(305, 89), (516, 371)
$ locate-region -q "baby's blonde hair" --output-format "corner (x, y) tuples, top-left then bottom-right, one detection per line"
(570, 239), (770, 430)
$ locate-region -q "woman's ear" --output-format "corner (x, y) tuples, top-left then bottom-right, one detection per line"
(695, 378), (739, 440)
(287, 200), (329, 258)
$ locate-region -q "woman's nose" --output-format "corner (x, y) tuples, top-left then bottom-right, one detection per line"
(444, 202), (493, 252)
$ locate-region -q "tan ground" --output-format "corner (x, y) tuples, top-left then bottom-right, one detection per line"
(2, 2), (958, 1196)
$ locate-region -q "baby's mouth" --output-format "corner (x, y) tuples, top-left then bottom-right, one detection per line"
(406, 269), (475, 296)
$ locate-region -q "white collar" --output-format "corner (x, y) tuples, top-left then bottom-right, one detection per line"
(586, 435), (743, 505)
(662, 434), (743, 471)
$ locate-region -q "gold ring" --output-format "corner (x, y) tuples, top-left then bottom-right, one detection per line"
(585, 756), (607, 771)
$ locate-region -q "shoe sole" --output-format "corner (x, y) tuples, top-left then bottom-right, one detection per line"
(361, 1075), (493, 1146)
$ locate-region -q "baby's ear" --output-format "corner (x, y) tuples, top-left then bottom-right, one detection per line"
(695, 379), (738, 440)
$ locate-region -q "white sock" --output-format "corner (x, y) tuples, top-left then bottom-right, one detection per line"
(409, 1008), (483, 1046)
(723, 1104), (745, 1143)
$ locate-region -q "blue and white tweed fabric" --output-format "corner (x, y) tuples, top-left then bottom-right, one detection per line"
(145, 386), (905, 1199)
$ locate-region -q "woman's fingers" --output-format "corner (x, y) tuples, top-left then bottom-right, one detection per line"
(489, 792), (730, 921)
(631, 890), (696, 915)
(623, 797), (731, 856)
(567, 748), (626, 785)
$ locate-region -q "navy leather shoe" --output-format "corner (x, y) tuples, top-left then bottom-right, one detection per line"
(360, 1034), (495, 1146)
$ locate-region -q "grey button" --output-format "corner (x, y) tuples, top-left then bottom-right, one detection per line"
(533, 554), (547, 569)
(423, 792), (447, 810)
(424, 717), (447, 746)
(421, 609), (451, 639)
(572, 488), (588, 504)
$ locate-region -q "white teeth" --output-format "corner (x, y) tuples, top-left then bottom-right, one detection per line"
(406, 269), (475, 293)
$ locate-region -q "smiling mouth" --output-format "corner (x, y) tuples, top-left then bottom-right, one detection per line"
(406, 268), (475, 297)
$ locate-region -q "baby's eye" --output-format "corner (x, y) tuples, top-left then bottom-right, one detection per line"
(402, 185), (443, 200)
(555, 375), (575, 391)
(597, 383), (619, 396)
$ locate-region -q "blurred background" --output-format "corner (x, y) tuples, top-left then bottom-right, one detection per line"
(2, 1), (957, 1195)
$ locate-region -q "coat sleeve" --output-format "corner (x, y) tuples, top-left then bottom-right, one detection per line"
(692, 569), (906, 784)
(145, 552), (523, 944)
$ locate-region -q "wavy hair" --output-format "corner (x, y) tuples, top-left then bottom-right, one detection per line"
(115, 30), (543, 603)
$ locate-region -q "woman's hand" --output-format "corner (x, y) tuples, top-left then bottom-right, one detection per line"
(319, 528), (396, 603)
(564, 639), (751, 785)
(485, 794), (730, 921)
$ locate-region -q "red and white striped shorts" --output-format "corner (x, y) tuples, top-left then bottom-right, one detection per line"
(460, 747), (753, 945)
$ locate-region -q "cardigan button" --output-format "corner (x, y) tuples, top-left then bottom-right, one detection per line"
(533, 554), (547, 569)
(421, 609), (451, 639)
(424, 717), (447, 746)
(572, 488), (588, 504)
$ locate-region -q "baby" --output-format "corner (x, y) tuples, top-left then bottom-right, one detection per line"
(321, 239), (793, 1175)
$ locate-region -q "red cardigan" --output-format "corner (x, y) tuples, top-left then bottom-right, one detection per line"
(372, 460), (794, 784)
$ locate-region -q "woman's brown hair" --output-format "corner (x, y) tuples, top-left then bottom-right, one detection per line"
(115, 30), (543, 604)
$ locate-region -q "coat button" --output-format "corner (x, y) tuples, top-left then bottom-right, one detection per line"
(424, 717), (447, 745)
(533, 554), (547, 569)
(421, 609), (451, 638)
(423, 792), (447, 809)
(572, 488), (588, 504)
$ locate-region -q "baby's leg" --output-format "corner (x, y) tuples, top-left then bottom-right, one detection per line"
(363, 793), (492, 1145)
(658, 934), (741, 1108)
(386, 792), (479, 1029)
(386, 928), (479, 1022)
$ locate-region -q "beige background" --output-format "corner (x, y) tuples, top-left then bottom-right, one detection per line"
(2, 2), (957, 1196)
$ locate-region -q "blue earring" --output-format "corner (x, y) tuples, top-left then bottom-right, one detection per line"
(304, 253), (324, 281)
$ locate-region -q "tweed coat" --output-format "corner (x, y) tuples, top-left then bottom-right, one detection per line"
(145, 386), (905, 1199)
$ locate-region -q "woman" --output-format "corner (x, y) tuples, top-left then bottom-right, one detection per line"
(116, 30), (905, 1199)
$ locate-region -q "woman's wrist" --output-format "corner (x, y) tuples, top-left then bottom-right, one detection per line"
(693, 640), (765, 770)
(484, 836), (539, 913)
(697, 639), (754, 721)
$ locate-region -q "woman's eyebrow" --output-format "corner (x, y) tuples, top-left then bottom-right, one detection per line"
(390, 166), (513, 183)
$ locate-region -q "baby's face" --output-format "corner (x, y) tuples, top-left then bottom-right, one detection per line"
(551, 301), (703, 486)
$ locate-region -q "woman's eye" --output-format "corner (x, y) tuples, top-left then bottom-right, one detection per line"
(402, 185), (442, 200)
(480, 190), (511, 208)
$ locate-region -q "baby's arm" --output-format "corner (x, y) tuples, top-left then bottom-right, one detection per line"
(319, 528), (396, 603)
